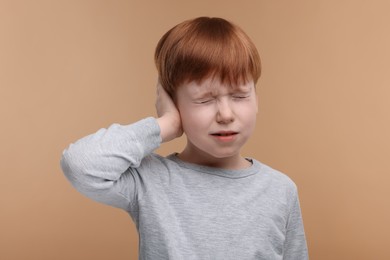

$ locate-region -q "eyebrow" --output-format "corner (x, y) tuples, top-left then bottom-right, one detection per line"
(188, 81), (253, 98)
(228, 86), (252, 96)
(192, 91), (214, 100)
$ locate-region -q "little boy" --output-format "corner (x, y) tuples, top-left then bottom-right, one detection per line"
(61, 17), (308, 259)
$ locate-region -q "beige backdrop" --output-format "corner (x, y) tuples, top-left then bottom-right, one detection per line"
(1, 0), (390, 259)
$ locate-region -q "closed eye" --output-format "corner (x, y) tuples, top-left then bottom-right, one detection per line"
(232, 95), (250, 100)
(195, 98), (215, 104)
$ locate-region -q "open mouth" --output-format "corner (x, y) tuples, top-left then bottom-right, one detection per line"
(212, 133), (236, 136)
(211, 132), (238, 136)
(210, 132), (238, 141)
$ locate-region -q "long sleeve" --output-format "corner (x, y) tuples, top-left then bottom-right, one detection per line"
(283, 190), (309, 259)
(60, 117), (161, 211)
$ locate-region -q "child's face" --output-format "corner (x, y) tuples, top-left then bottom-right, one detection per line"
(176, 76), (258, 163)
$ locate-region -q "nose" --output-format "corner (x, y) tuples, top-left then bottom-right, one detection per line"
(216, 99), (234, 124)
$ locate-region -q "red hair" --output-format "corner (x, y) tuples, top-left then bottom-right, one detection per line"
(155, 17), (261, 97)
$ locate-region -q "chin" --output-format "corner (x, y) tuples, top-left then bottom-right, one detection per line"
(206, 150), (241, 160)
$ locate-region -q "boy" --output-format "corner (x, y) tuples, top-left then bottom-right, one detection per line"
(61, 17), (308, 259)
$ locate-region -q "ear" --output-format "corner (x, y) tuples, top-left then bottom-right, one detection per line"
(254, 85), (259, 114)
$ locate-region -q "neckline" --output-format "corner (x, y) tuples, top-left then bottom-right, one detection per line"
(167, 153), (261, 179)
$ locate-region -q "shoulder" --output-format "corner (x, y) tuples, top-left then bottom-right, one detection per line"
(140, 153), (180, 170)
(134, 153), (186, 183)
(252, 159), (298, 195)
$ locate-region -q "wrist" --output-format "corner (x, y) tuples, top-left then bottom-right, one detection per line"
(156, 115), (182, 143)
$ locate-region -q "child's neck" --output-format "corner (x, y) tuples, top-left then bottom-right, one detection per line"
(178, 148), (251, 170)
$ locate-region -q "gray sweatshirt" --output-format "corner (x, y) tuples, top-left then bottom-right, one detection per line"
(60, 117), (308, 260)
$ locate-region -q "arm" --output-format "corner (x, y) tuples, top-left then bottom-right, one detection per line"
(60, 118), (161, 210)
(283, 191), (309, 260)
(60, 82), (182, 210)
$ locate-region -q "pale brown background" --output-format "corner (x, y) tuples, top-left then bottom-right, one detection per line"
(1, 0), (389, 259)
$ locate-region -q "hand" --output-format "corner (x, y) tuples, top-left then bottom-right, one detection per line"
(155, 81), (183, 142)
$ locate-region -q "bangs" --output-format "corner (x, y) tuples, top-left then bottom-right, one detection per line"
(155, 17), (261, 96)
